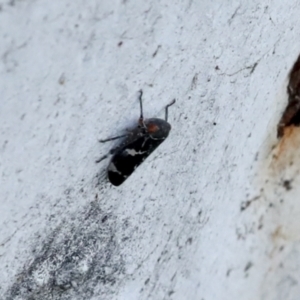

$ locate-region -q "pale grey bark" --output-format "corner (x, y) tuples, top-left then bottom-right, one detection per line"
(0, 1), (300, 299)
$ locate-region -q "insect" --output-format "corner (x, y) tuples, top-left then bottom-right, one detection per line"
(96, 90), (175, 186)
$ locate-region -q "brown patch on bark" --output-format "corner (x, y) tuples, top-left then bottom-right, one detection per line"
(277, 55), (300, 138)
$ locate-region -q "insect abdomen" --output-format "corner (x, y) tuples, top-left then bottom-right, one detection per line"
(108, 137), (164, 186)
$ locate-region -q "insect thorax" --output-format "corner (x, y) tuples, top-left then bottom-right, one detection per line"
(144, 118), (171, 140)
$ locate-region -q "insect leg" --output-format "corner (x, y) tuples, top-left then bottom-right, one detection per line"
(95, 146), (120, 163)
(95, 154), (109, 163)
(165, 99), (176, 121)
(99, 134), (129, 143)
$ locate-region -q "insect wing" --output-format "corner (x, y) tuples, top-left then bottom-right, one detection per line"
(108, 136), (164, 186)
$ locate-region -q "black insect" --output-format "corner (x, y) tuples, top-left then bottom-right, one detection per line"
(96, 90), (175, 186)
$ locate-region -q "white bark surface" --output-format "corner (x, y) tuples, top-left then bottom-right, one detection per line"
(1, 1), (300, 299)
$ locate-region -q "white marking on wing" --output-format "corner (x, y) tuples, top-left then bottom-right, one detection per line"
(108, 162), (122, 175)
(125, 149), (147, 156)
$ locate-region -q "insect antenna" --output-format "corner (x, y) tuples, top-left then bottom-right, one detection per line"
(138, 89), (146, 128)
(138, 90), (144, 119)
(165, 99), (176, 121)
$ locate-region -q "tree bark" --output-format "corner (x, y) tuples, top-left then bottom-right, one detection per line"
(0, 1), (300, 299)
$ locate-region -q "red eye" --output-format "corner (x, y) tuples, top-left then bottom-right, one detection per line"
(147, 123), (159, 133)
